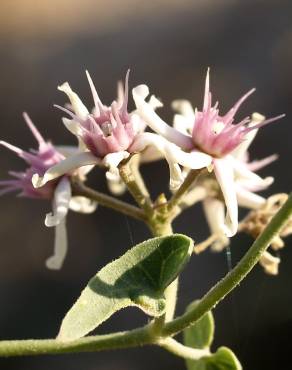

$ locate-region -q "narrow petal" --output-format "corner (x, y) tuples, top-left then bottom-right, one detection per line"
(46, 219), (68, 270)
(32, 152), (100, 188)
(231, 156), (274, 190)
(247, 154), (278, 172)
(236, 184), (266, 209)
(203, 197), (230, 251)
(58, 82), (89, 119)
(69, 196), (97, 214)
(214, 157), (238, 237)
(132, 85), (194, 150)
(45, 177), (72, 227)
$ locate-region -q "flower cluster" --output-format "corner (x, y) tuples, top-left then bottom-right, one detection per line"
(0, 69), (285, 271)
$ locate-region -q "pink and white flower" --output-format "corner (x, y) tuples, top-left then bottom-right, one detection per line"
(33, 71), (209, 194)
(133, 71), (284, 236)
(0, 113), (96, 270)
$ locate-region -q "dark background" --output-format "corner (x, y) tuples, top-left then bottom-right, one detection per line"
(0, 0), (291, 369)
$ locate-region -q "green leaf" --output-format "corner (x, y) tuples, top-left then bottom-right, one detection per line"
(184, 347), (242, 370)
(58, 234), (193, 341)
(183, 300), (215, 350)
(183, 302), (242, 370)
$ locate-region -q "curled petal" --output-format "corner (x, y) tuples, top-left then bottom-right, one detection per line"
(130, 133), (211, 190)
(69, 196), (97, 214)
(132, 85), (194, 150)
(32, 152), (100, 188)
(46, 219), (68, 270)
(259, 251), (280, 275)
(236, 184), (266, 209)
(231, 157), (274, 191)
(106, 172), (127, 195)
(173, 114), (193, 136)
(58, 82), (89, 119)
(45, 177), (72, 227)
(203, 197), (230, 251)
(171, 99), (196, 119)
(214, 157), (238, 237)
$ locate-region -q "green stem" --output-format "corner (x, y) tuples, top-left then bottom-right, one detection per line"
(119, 158), (153, 214)
(72, 180), (146, 222)
(162, 192), (292, 337)
(0, 326), (152, 357)
(158, 338), (210, 360)
(0, 194), (291, 357)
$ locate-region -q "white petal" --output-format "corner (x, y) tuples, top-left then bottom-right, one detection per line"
(171, 99), (196, 119)
(180, 185), (207, 207)
(32, 152), (100, 188)
(132, 85), (194, 149)
(69, 196), (97, 214)
(259, 251), (280, 275)
(247, 154), (278, 172)
(46, 219), (68, 270)
(55, 145), (79, 157)
(214, 157), (238, 237)
(173, 114), (193, 135)
(236, 184), (266, 209)
(62, 117), (83, 137)
(45, 177), (72, 227)
(130, 133), (211, 190)
(106, 173), (127, 195)
(231, 157), (274, 190)
(103, 151), (130, 170)
(203, 197), (230, 251)
(58, 82), (89, 119)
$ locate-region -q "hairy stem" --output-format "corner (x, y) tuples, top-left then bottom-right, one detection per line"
(72, 180), (146, 222)
(158, 338), (210, 360)
(162, 192), (292, 337)
(119, 158), (153, 214)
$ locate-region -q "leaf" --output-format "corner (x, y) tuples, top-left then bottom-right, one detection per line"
(58, 234), (193, 341)
(185, 347), (242, 370)
(183, 300), (215, 350)
(183, 302), (242, 370)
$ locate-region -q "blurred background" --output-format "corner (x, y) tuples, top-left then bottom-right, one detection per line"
(0, 0), (291, 369)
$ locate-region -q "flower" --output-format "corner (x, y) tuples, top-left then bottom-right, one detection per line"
(33, 70), (208, 195)
(0, 113), (96, 269)
(133, 70), (284, 236)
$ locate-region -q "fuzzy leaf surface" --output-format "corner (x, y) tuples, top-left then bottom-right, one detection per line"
(58, 234), (193, 341)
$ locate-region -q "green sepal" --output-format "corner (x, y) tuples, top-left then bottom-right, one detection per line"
(58, 234), (193, 341)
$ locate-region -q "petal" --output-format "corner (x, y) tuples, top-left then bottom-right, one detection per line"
(236, 184), (266, 209)
(259, 251), (280, 275)
(106, 172), (127, 195)
(45, 177), (72, 227)
(203, 197), (230, 251)
(231, 157), (274, 190)
(46, 218), (68, 270)
(69, 196), (97, 214)
(132, 85), (194, 150)
(130, 133), (212, 190)
(171, 99), (196, 119)
(173, 114), (193, 135)
(247, 154), (278, 172)
(32, 152), (100, 188)
(214, 157), (238, 237)
(58, 82), (89, 119)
